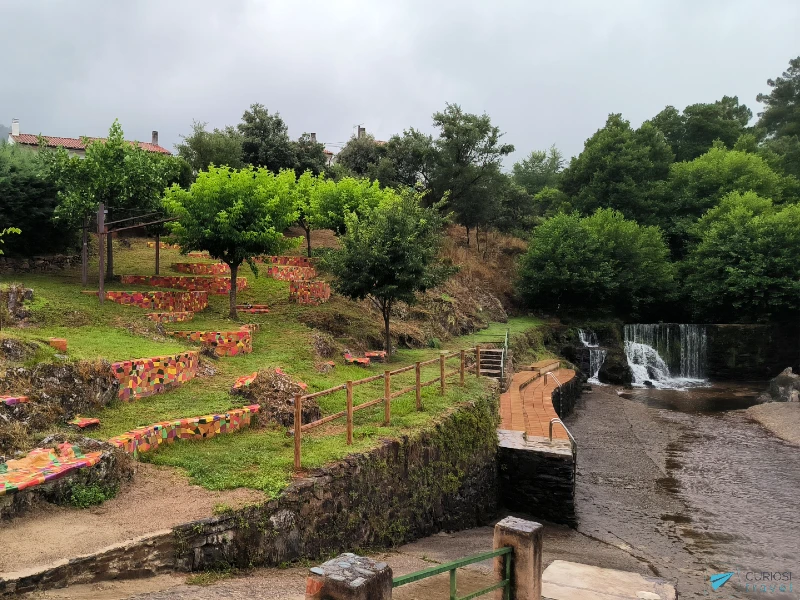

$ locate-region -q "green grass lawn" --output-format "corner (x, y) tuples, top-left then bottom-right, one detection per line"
(2, 238), (539, 496)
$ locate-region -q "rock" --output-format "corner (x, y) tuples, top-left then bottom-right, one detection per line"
(598, 347), (633, 386)
(644, 380), (654, 387)
(758, 367), (800, 403)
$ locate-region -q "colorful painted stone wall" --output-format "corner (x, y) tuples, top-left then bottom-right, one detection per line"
(120, 275), (247, 295)
(1, 395), (29, 406)
(263, 265), (317, 281)
(111, 351), (199, 401)
(289, 281), (331, 305)
(147, 241), (181, 249)
(171, 262), (230, 275)
(258, 255), (314, 268)
(146, 311), (195, 323)
(107, 405), (260, 458)
(0, 443), (102, 496)
(167, 328), (252, 357)
(102, 291), (208, 312)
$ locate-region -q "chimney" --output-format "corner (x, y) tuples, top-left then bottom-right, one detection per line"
(357, 126), (366, 139)
(309, 133), (317, 143)
(11, 119), (19, 137)
(151, 130), (159, 145)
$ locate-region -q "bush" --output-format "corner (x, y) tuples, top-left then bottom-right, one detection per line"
(68, 482), (119, 508)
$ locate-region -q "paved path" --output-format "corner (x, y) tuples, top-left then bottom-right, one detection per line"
(500, 369), (575, 438)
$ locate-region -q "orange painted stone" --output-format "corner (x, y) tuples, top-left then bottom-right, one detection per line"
(49, 338), (67, 352)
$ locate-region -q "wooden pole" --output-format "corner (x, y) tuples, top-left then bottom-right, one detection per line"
(460, 349), (466, 386)
(294, 394), (302, 470)
(415, 362), (422, 411)
(81, 214), (88, 286)
(440, 352), (446, 396)
(155, 233), (160, 275)
(346, 381), (353, 445)
(384, 370), (391, 426)
(97, 203), (105, 304)
(475, 344), (481, 377)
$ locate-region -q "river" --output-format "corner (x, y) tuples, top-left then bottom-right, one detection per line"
(566, 382), (800, 599)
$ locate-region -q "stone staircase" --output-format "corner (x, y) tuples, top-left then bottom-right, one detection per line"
(477, 347), (505, 380)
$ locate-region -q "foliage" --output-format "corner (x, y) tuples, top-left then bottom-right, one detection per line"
(176, 120), (244, 172)
(310, 176), (383, 235)
(335, 133), (386, 177)
(0, 227), (21, 255)
(0, 143), (71, 255)
(325, 190), (453, 356)
(68, 482), (119, 508)
(292, 133), (328, 176)
(560, 114), (673, 225)
(516, 209), (675, 318)
(374, 129), (434, 188)
(511, 145), (563, 197)
(757, 56), (800, 139)
(683, 191), (800, 322)
(237, 103), (296, 172)
(164, 166), (300, 318)
(649, 96), (752, 161)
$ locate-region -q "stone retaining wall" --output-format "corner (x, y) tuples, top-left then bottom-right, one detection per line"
(0, 391), (499, 594)
(258, 255), (314, 267)
(0, 255), (80, 275)
(167, 328), (252, 357)
(101, 291), (208, 312)
(111, 351), (199, 401)
(171, 262), (229, 275)
(264, 265), (317, 281)
(120, 275), (247, 295)
(289, 281), (331, 304)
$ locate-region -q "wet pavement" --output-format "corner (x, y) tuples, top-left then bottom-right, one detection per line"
(568, 384), (800, 599)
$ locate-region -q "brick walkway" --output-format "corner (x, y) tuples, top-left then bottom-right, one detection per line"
(499, 368), (575, 439)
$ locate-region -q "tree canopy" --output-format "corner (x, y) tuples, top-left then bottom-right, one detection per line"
(164, 166), (300, 318)
(176, 120), (244, 172)
(237, 104), (297, 172)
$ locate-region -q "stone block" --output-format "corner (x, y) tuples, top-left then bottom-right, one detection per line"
(48, 338), (67, 353)
(305, 553), (392, 600)
(493, 516), (543, 600)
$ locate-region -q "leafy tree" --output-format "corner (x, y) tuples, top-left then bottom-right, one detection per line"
(176, 120), (243, 172)
(311, 176), (383, 235)
(683, 191), (800, 322)
(0, 143), (72, 256)
(492, 176), (535, 233)
(532, 186), (572, 220)
(292, 133), (328, 176)
(373, 129), (434, 188)
(238, 104), (296, 171)
(335, 134), (385, 177)
(511, 145), (563, 197)
(516, 209), (674, 318)
(427, 104), (514, 243)
(560, 115), (673, 223)
(164, 166), (300, 318)
(649, 97), (752, 161)
(0, 227), (21, 255)
(757, 56), (800, 139)
(326, 190), (452, 357)
(293, 170), (327, 257)
(39, 120), (181, 278)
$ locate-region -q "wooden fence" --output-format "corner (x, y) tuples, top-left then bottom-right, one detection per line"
(293, 347), (481, 470)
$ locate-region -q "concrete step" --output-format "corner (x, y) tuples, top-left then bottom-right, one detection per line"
(542, 561), (676, 600)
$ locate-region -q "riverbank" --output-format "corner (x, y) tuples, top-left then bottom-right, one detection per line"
(747, 401), (800, 445)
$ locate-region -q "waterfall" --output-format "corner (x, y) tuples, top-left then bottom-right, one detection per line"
(624, 324), (707, 388)
(579, 329), (607, 384)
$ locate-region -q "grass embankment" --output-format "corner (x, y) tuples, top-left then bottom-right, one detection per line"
(1, 238), (541, 496)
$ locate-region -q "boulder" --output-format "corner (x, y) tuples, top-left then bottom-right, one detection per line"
(598, 347), (633, 386)
(757, 367), (800, 403)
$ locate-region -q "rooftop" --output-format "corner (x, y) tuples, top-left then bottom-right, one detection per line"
(9, 133), (172, 155)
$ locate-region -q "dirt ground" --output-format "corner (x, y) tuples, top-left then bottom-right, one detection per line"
(0, 463), (265, 575)
(21, 519), (649, 599)
(746, 401), (800, 445)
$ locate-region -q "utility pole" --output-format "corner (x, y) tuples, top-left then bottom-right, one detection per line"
(97, 203), (105, 304)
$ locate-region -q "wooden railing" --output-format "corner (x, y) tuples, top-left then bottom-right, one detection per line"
(293, 348), (478, 470)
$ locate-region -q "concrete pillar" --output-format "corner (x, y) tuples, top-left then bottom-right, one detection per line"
(305, 553), (392, 600)
(493, 516), (543, 600)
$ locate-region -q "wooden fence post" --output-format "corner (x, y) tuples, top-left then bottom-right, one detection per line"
(475, 344), (481, 377)
(97, 203), (105, 304)
(415, 362), (422, 411)
(440, 352), (446, 396)
(384, 370), (391, 426)
(346, 381), (353, 445)
(294, 393), (302, 470)
(460, 349), (466, 386)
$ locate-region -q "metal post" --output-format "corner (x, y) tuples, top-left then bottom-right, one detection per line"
(155, 233), (160, 275)
(346, 381), (353, 445)
(415, 362), (422, 411)
(383, 370), (391, 425)
(97, 203), (105, 304)
(475, 344), (481, 377)
(81, 214), (88, 286)
(440, 352), (446, 396)
(460, 349), (466, 386)
(294, 393), (302, 470)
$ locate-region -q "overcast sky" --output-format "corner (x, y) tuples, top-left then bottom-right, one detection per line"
(1, 0), (798, 163)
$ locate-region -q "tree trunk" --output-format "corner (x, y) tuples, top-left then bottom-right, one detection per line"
(465, 225), (470, 247)
(106, 232), (114, 280)
(229, 263), (238, 319)
(305, 226), (312, 258)
(475, 225), (480, 253)
(383, 302), (392, 359)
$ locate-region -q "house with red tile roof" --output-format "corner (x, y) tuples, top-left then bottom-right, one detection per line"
(6, 118), (171, 157)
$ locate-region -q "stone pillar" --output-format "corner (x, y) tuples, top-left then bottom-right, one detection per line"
(305, 553), (392, 600)
(493, 516), (543, 600)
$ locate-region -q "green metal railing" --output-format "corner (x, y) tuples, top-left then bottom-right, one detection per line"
(392, 546), (513, 600)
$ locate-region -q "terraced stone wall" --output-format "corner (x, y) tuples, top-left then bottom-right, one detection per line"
(167, 329), (252, 357)
(119, 275), (247, 295)
(263, 265), (316, 281)
(111, 351), (199, 401)
(289, 281), (331, 305)
(103, 291), (208, 312)
(171, 263), (229, 275)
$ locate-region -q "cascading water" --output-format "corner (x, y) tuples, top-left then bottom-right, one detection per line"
(578, 329), (607, 384)
(624, 324), (707, 388)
